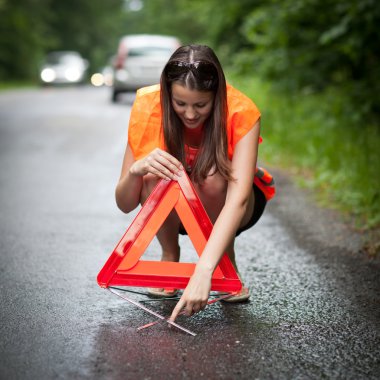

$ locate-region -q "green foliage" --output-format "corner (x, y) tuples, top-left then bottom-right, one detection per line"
(120, 0), (206, 45)
(236, 0), (380, 119)
(0, 0), (52, 80)
(0, 0), (126, 80)
(47, 0), (126, 72)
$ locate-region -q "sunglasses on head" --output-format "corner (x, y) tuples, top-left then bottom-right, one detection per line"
(165, 60), (218, 84)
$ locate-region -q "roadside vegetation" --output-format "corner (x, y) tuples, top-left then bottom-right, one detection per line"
(0, 81), (36, 90)
(228, 74), (380, 231)
(1, 0), (379, 238)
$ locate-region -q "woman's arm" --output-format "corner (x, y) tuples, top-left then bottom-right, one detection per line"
(115, 144), (184, 213)
(170, 120), (260, 320)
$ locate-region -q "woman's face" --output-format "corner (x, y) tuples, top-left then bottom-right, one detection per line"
(171, 83), (214, 129)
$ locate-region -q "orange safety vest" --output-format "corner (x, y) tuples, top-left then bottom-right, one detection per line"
(128, 84), (276, 201)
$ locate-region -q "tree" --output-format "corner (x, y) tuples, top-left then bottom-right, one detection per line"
(239, 0), (380, 118)
(0, 0), (52, 80)
(0, 0), (126, 81)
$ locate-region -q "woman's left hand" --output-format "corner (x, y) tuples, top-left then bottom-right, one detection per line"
(169, 266), (212, 322)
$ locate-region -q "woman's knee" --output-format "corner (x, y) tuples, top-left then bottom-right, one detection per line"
(196, 172), (228, 199)
(141, 173), (161, 203)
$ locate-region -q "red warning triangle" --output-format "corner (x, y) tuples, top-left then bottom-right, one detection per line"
(97, 172), (242, 292)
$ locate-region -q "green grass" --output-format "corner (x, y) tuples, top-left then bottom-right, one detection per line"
(0, 81), (37, 91)
(227, 74), (380, 230)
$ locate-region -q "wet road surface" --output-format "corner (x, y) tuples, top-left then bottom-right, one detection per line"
(0, 86), (379, 379)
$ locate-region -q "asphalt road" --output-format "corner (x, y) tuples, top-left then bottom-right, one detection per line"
(0, 86), (379, 380)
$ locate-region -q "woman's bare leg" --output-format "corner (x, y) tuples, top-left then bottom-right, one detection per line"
(140, 175), (180, 262)
(192, 172), (255, 271)
(192, 172), (228, 224)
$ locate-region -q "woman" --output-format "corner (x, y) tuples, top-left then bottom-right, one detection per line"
(115, 44), (275, 322)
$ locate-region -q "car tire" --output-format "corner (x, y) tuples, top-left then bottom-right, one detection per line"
(111, 89), (120, 103)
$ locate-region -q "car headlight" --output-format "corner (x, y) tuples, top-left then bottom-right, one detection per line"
(65, 68), (81, 82)
(91, 73), (105, 87)
(41, 68), (56, 83)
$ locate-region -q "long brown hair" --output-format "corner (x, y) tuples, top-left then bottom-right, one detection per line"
(160, 44), (231, 182)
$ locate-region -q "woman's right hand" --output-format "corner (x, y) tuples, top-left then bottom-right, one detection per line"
(129, 148), (183, 181)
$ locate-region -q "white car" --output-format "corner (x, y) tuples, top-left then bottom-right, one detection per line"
(112, 34), (180, 102)
(40, 51), (88, 85)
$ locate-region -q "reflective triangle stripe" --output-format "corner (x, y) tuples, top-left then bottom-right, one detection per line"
(255, 167), (275, 186)
(254, 167), (276, 201)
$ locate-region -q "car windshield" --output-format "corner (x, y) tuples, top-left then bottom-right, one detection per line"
(128, 47), (173, 57)
(46, 53), (81, 64)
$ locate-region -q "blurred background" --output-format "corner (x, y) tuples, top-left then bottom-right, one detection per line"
(0, 0), (379, 233)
